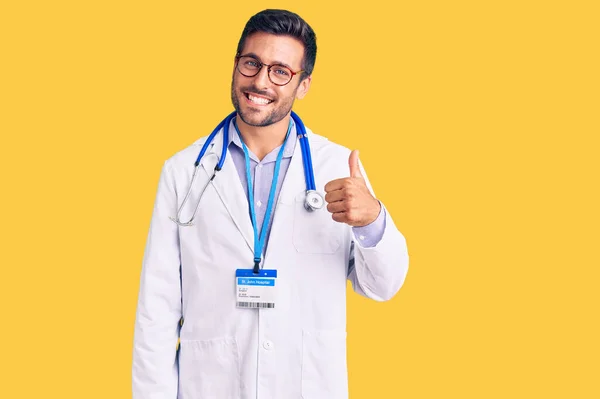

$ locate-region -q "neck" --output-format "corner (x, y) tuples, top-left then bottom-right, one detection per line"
(236, 114), (291, 161)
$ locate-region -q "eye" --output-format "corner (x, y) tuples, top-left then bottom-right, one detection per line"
(245, 60), (260, 68)
(272, 66), (291, 77)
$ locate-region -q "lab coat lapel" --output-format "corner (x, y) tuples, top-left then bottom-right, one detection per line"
(276, 126), (327, 207)
(264, 131), (305, 261)
(200, 129), (254, 255)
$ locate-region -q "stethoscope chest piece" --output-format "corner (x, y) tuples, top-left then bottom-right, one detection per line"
(304, 190), (325, 212)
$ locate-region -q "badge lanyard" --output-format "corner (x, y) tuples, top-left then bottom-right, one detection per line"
(234, 118), (293, 274)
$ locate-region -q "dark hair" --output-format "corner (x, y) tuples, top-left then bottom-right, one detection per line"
(236, 9), (317, 81)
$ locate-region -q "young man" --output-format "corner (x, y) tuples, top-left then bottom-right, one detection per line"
(132, 9), (409, 399)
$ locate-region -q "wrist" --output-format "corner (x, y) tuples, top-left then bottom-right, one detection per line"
(358, 199), (381, 227)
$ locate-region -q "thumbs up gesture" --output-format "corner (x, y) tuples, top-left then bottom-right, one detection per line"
(324, 150), (381, 226)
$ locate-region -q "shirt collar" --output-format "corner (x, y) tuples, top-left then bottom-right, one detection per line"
(228, 116), (297, 162)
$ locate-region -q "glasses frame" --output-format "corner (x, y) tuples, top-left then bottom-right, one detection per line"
(235, 54), (304, 86)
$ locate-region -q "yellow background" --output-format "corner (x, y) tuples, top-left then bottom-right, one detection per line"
(1, 0), (598, 398)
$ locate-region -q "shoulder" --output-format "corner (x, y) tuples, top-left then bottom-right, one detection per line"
(161, 135), (212, 172)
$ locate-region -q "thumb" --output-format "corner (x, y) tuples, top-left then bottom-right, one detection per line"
(348, 149), (362, 178)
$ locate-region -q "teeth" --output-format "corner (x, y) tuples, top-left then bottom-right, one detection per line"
(249, 94), (271, 105)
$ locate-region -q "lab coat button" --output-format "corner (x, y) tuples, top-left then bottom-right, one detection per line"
(257, 200), (262, 207)
(263, 340), (274, 350)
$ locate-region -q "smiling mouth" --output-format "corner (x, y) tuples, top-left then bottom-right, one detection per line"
(244, 92), (274, 106)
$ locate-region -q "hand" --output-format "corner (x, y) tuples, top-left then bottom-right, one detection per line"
(324, 150), (381, 227)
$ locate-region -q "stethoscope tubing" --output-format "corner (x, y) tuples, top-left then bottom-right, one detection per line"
(171, 111), (319, 226)
(291, 112), (316, 191)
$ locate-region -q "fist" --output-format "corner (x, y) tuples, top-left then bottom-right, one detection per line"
(324, 150), (381, 227)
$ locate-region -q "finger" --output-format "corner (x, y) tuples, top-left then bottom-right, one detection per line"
(326, 200), (348, 214)
(324, 188), (346, 204)
(324, 178), (347, 193)
(331, 212), (348, 224)
(348, 150), (362, 178)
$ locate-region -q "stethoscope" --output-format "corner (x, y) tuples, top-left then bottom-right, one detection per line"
(170, 110), (324, 227)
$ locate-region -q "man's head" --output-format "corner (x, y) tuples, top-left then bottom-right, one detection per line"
(231, 9), (317, 127)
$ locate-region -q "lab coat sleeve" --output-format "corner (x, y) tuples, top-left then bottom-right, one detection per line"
(132, 160), (182, 399)
(347, 160), (409, 302)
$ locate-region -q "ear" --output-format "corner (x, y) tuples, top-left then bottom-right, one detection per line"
(295, 75), (312, 100)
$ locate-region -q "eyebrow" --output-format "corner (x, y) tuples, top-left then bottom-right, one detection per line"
(239, 52), (294, 70)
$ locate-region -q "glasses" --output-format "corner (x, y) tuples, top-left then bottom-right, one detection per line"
(235, 55), (304, 86)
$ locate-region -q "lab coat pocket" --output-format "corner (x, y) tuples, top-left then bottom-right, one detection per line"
(301, 329), (348, 399)
(178, 336), (241, 399)
(293, 193), (341, 254)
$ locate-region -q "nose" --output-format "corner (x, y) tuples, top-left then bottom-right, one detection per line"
(252, 65), (271, 89)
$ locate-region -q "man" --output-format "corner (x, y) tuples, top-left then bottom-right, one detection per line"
(132, 9), (409, 399)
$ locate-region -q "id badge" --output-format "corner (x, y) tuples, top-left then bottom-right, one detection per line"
(235, 269), (277, 309)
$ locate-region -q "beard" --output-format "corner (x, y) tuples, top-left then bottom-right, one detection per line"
(230, 78), (297, 127)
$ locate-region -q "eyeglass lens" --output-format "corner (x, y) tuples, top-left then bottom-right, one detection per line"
(237, 56), (293, 85)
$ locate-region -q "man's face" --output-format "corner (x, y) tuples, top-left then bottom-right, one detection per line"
(231, 32), (311, 127)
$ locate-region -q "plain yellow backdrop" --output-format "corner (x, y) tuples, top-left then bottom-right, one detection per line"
(1, 0), (598, 398)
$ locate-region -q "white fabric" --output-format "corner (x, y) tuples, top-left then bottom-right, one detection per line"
(132, 126), (409, 399)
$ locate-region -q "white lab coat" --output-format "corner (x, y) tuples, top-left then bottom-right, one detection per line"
(132, 125), (409, 399)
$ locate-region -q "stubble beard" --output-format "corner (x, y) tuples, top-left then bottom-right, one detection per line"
(230, 79), (297, 127)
